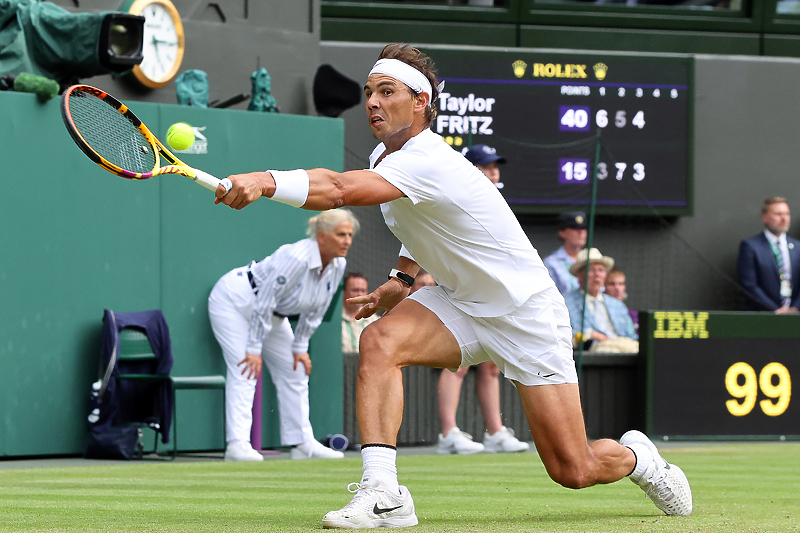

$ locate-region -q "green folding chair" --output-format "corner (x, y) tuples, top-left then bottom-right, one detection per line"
(116, 327), (226, 460)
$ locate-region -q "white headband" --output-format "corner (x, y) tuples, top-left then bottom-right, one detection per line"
(369, 58), (433, 103)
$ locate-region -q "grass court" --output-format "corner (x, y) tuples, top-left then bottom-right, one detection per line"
(1, 442), (797, 532)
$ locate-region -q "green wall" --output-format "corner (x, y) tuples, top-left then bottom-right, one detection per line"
(0, 91), (344, 457)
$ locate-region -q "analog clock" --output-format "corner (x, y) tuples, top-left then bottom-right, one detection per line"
(122, 0), (185, 89)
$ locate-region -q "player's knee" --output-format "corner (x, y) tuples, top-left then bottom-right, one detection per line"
(358, 324), (402, 368)
(358, 325), (381, 358)
(550, 469), (592, 490)
(546, 460), (595, 489)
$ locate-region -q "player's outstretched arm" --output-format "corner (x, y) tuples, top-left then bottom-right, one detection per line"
(216, 168), (403, 210)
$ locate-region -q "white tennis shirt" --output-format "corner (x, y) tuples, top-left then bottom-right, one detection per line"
(370, 129), (555, 317)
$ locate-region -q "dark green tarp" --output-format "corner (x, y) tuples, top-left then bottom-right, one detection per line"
(0, 0), (121, 82)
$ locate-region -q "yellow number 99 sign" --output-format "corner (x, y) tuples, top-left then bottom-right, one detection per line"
(725, 362), (791, 417)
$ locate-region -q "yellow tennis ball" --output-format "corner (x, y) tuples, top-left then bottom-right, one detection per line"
(166, 123), (195, 151)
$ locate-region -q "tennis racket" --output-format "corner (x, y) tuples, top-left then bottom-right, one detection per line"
(60, 84), (232, 194)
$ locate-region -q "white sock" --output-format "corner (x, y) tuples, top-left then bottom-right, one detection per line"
(361, 445), (399, 495)
(626, 443), (654, 484)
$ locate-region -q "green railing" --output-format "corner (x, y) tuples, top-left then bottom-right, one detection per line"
(322, 0), (800, 56)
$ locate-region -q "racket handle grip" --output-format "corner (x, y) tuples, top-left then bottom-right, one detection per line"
(194, 169), (232, 194)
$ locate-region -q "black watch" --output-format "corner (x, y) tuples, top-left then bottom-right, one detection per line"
(388, 269), (415, 287)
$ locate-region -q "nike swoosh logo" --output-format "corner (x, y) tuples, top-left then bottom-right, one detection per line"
(373, 503), (403, 515)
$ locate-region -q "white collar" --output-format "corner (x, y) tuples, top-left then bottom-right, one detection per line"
(764, 229), (786, 246)
(308, 238), (323, 271)
(584, 291), (604, 303)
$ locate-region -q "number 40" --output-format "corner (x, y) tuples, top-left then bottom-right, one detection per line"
(725, 362), (791, 417)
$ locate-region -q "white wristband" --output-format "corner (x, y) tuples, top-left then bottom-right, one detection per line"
(269, 169), (309, 208)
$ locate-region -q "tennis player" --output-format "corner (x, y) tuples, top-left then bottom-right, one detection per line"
(217, 44), (692, 528)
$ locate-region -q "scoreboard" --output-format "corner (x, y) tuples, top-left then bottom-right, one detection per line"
(425, 48), (694, 216)
(640, 311), (799, 440)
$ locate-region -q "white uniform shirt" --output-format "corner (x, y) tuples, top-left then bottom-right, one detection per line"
(370, 129), (554, 317)
(247, 238), (345, 354)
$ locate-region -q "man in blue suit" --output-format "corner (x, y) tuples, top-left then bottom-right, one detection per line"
(563, 248), (638, 345)
(737, 197), (800, 313)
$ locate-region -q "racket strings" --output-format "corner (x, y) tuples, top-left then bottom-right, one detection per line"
(69, 91), (157, 173)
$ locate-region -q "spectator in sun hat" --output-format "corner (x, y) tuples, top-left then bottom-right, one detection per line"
(563, 248), (638, 350)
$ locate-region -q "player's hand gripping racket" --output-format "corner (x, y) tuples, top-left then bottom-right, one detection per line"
(60, 84), (232, 194)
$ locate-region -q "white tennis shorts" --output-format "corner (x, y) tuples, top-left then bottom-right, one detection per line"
(408, 285), (577, 387)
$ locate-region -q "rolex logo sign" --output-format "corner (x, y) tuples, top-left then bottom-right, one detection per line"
(593, 63), (608, 81)
(512, 60), (527, 78)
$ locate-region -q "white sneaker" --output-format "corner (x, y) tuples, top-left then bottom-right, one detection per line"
(482, 426), (530, 453)
(224, 440), (263, 462)
(437, 427), (485, 455)
(322, 477), (418, 529)
(291, 439), (345, 459)
(620, 430), (693, 516)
